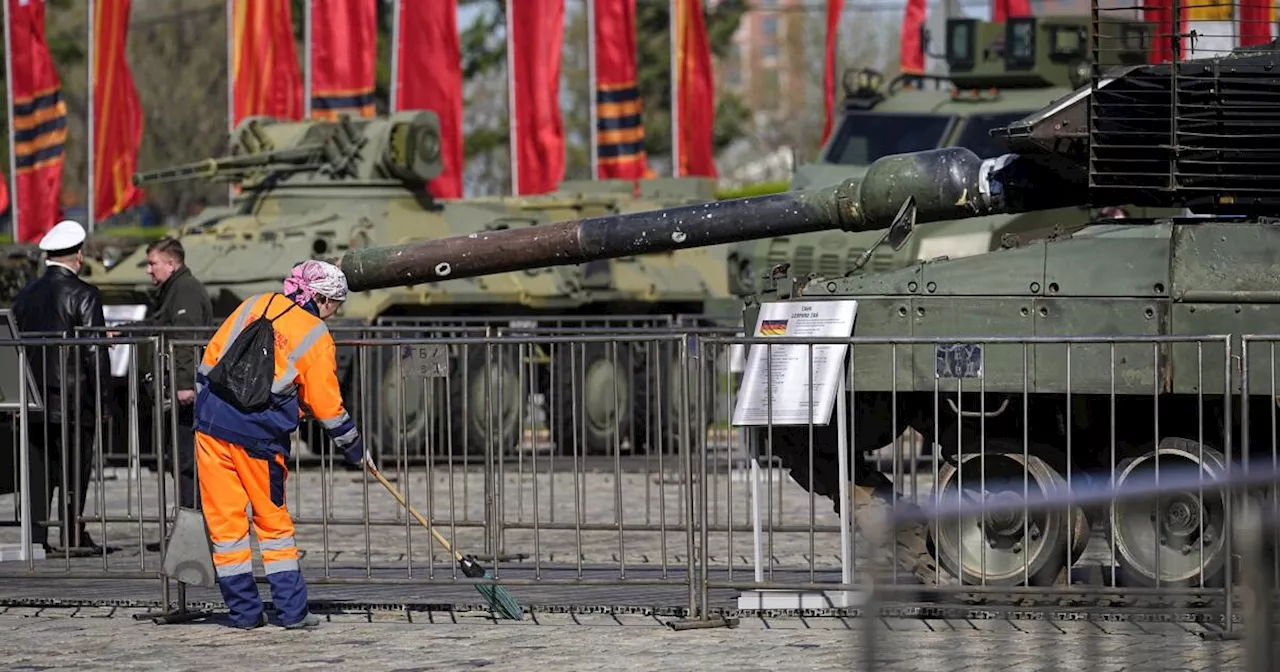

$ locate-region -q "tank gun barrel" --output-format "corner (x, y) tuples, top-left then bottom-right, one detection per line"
(335, 147), (1083, 292)
(132, 146), (321, 186)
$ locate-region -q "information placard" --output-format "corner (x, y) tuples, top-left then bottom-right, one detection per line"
(730, 300), (857, 427)
(103, 304), (147, 378)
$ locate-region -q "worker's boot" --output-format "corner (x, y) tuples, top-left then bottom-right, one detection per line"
(850, 475), (941, 588)
(283, 612), (321, 630)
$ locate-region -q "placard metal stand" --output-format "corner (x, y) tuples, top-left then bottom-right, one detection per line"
(729, 300), (863, 610)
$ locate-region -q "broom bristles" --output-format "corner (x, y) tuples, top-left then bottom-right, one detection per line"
(477, 571), (524, 620)
(458, 555), (523, 620)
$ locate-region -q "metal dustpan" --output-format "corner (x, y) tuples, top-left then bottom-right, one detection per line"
(162, 507), (217, 588)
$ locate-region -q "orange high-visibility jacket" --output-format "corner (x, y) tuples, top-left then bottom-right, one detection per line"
(193, 292), (359, 456)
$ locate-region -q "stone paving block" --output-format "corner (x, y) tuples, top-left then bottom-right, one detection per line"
(527, 612), (577, 626)
(35, 606), (77, 618)
(612, 613), (665, 627)
(878, 617), (935, 632)
(72, 606), (118, 618)
(321, 611), (373, 624)
(4, 607), (41, 617)
(798, 616), (852, 631)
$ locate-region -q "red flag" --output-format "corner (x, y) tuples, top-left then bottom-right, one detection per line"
(674, 0), (716, 178)
(1238, 0), (1273, 46)
(0, 171), (9, 216)
(992, 0), (1031, 22)
(821, 0), (844, 146)
(231, 0), (303, 126)
(7, 0), (67, 243)
(93, 0), (146, 222)
(899, 0), (926, 76)
(310, 0), (377, 120)
(508, 0), (565, 195)
(593, 0), (648, 179)
(1143, 0), (1184, 63)
(397, 0), (464, 198)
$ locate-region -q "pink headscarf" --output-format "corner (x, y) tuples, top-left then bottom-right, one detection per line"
(283, 260), (348, 306)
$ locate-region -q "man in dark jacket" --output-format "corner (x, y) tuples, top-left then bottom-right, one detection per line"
(138, 238), (212, 544)
(12, 220), (115, 554)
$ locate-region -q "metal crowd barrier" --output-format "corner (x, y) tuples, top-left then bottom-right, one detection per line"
(0, 326), (1275, 662)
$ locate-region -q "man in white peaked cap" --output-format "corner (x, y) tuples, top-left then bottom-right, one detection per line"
(12, 219), (117, 555)
(38, 219), (87, 255)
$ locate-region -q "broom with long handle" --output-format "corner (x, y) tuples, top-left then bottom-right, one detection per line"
(365, 462), (524, 620)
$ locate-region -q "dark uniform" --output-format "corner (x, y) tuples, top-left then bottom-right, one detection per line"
(12, 221), (113, 553)
(137, 252), (212, 515)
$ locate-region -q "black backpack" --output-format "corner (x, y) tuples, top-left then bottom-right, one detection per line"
(205, 294), (297, 413)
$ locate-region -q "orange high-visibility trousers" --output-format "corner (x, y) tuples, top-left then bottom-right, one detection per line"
(196, 430), (309, 627)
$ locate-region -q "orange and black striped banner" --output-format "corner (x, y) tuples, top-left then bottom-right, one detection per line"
(231, 0), (303, 126)
(593, 0), (647, 179)
(93, 0), (146, 221)
(7, 0), (67, 243)
(309, 0), (377, 120)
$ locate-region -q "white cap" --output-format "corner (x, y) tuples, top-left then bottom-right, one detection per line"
(39, 220), (87, 253)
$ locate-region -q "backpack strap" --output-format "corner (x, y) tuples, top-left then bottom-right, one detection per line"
(261, 293), (298, 323)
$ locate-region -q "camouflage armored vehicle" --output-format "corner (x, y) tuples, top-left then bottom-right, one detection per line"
(725, 14), (1171, 300)
(323, 36), (1280, 592)
(91, 111), (732, 460)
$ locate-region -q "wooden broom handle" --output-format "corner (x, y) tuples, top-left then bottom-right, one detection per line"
(367, 463), (464, 562)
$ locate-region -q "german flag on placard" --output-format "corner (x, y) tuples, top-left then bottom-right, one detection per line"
(759, 320), (788, 336)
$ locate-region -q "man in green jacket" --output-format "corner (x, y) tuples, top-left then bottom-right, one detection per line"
(139, 238), (213, 549)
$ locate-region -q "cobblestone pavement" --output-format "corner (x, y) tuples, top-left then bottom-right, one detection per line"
(0, 453), (1256, 669)
(0, 605), (1251, 671)
(1, 456), (1121, 573)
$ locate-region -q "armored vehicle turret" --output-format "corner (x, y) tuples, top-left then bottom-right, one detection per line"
(726, 14), (1176, 301)
(91, 111), (733, 461)
(317, 39), (1280, 592)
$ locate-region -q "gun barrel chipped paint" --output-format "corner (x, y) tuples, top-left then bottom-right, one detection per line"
(332, 148), (1031, 293)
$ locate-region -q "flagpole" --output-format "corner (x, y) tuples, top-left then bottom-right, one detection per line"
(3, 0), (16, 241)
(86, 0), (95, 234)
(303, 0), (312, 118)
(506, 0), (518, 195)
(586, 0), (597, 180)
(669, 0), (679, 178)
(225, 0), (234, 207)
(389, 0), (402, 112)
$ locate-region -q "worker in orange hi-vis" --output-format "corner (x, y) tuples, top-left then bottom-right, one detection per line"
(193, 260), (370, 630)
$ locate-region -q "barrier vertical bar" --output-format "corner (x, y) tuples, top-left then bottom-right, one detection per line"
(670, 333), (735, 630)
(17, 344), (37, 565)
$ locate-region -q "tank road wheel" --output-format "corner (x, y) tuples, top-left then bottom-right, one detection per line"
(1109, 437), (1229, 587)
(931, 453), (1091, 586)
(642, 342), (717, 454)
(552, 342), (639, 456)
(378, 348), (435, 457)
(444, 345), (526, 458)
